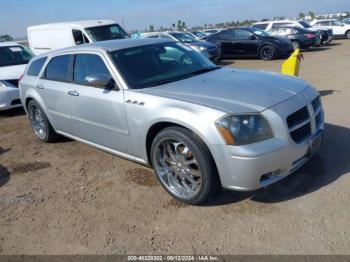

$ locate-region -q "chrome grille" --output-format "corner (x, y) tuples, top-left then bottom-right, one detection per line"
(287, 106), (310, 129)
(287, 96), (323, 144)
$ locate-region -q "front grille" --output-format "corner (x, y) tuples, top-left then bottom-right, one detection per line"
(287, 96), (323, 144)
(290, 122), (312, 144)
(287, 106), (310, 129)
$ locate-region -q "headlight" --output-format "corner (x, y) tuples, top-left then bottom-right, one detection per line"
(190, 45), (206, 52)
(215, 114), (273, 145)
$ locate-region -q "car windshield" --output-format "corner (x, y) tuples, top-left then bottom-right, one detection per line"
(0, 46), (34, 67)
(110, 42), (219, 89)
(85, 24), (129, 41)
(169, 32), (196, 43)
(251, 28), (269, 36)
(299, 21), (312, 28)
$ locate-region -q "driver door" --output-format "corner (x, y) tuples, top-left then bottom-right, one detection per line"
(69, 52), (132, 154)
(233, 29), (259, 56)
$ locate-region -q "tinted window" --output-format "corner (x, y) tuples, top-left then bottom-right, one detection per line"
(73, 54), (111, 86)
(27, 57), (47, 76)
(318, 21), (330, 26)
(235, 29), (253, 40)
(254, 23), (268, 30)
(216, 30), (235, 40)
(0, 46), (34, 67)
(85, 24), (129, 41)
(72, 29), (89, 45)
(160, 35), (173, 39)
(111, 42), (216, 89)
(45, 55), (71, 82)
(146, 35), (160, 38)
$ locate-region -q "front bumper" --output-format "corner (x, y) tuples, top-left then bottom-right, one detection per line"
(0, 85), (21, 111)
(202, 48), (219, 60)
(212, 88), (325, 191)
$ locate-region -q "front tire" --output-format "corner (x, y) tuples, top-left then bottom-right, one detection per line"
(259, 45), (275, 60)
(150, 127), (220, 205)
(28, 100), (58, 142)
(346, 30), (350, 40)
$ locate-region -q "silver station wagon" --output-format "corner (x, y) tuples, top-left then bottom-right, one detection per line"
(20, 39), (324, 204)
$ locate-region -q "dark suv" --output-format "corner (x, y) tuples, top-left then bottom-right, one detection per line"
(206, 27), (294, 60)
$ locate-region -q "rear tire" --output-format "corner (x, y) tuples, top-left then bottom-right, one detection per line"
(150, 126), (221, 205)
(259, 45), (275, 60)
(28, 100), (59, 143)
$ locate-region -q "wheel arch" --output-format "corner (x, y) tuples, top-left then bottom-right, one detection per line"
(145, 121), (220, 176)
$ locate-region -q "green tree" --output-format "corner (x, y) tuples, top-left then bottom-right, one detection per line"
(149, 25), (154, 32)
(0, 34), (13, 42)
(298, 12), (305, 19)
(308, 11), (316, 19)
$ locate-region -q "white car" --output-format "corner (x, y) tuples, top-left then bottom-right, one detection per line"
(0, 42), (34, 111)
(27, 20), (129, 55)
(311, 19), (350, 39)
(253, 20), (333, 45)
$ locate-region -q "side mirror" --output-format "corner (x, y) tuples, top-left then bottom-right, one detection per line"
(249, 34), (257, 40)
(85, 73), (116, 89)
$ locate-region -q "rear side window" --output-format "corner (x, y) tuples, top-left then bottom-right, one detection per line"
(45, 55), (71, 82)
(27, 57), (47, 76)
(272, 22), (292, 29)
(73, 54), (111, 86)
(254, 23), (268, 30)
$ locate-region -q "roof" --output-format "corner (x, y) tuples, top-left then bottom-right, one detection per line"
(35, 38), (174, 57)
(0, 42), (22, 47)
(28, 20), (117, 30)
(314, 18), (338, 21)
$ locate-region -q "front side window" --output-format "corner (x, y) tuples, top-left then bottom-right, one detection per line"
(27, 57), (47, 76)
(85, 24), (129, 42)
(0, 46), (34, 67)
(110, 42), (218, 89)
(235, 29), (254, 40)
(72, 29), (89, 45)
(45, 55), (71, 82)
(73, 54), (111, 86)
(331, 20), (343, 26)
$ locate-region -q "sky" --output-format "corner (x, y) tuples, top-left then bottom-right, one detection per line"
(1, 0), (349, 37)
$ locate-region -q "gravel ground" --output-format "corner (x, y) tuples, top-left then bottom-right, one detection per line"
(0, 40), (349, 255)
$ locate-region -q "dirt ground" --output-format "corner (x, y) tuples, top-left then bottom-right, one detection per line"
(0, 40), (349, 255)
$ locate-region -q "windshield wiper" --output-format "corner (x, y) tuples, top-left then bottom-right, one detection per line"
(187, 66), (221, 77)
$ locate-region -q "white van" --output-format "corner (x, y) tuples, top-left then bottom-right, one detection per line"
(27, 20), (129, 55)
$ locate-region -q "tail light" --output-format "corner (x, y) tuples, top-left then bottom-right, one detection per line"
(304, 33), (315, 39)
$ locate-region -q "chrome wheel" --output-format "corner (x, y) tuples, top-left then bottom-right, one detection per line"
(29, 105), (47, 140)
(154, 138), (202, 199)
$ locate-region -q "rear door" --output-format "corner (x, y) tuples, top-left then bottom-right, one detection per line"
(213, 29), (238, 57)
(69, 52), (131, 154)
(38, 54), (75, 133)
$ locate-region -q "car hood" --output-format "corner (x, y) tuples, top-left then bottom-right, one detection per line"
(188, 41), (217, 48)
(0, 64), (27, 80)
(140, 67), (309, 113)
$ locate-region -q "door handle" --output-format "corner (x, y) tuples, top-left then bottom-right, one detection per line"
(36, 84), (45, 90)
(67, 90), (79, 96)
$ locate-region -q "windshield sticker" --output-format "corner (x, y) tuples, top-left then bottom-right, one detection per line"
(10, 47), (22, 52)
(176, 43), (192, 51)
